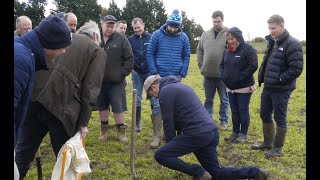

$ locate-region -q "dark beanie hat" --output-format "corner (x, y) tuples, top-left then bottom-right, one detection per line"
(34, 15), (72, 50)
(166, 9), (182, 28)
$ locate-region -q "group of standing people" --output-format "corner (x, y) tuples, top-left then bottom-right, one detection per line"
(14, 8), (303, 180)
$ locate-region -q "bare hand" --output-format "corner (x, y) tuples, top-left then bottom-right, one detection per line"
(80, 127), (89, 139)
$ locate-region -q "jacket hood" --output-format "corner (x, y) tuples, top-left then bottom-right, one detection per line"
(160, 24), (182, 35)
(160, 76), (180, 89)
(20, 30), (48, 71)
(227, 27), (244, 45)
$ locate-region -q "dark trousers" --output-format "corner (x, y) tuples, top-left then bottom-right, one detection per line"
(228, 92), (252, 135)
(15, 101), (70, 179)
(154, 129), (260, 179)
(260, 89), (293, 128)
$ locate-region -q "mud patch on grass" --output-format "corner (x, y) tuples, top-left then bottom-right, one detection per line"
(299, 106), (306, 116)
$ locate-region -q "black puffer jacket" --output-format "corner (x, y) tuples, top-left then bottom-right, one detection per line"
(258, 30), (303, 91)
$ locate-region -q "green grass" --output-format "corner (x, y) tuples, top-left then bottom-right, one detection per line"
(25, 54), (306, 180)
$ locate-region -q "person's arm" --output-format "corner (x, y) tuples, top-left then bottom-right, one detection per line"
(179, 34), (191, 77)
(159, 87), (176, 143)
(77, 48), (107, 129)
(147, 33), (159, 75)
(121, 38), (134, 77)
(196, 33), (205, 69)
(279, 41), (304, 83)
(14, 59), (32, 120)
(240, 46), (258, 81)
(220, 51), (226, 80)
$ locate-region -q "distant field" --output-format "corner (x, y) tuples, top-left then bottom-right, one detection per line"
(25, 54), (306, 180)
(249, 42), (306, 54)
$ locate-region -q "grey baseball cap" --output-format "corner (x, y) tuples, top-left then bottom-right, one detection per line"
(102, 15), (117, 24)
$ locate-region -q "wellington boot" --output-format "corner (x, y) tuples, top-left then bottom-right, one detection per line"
(252, 123), (275, 150)
(150, 114), (162, 149)
(98, 124), (108, 141)
(265, 127), (287, 158)
(117, 125), (128, 143)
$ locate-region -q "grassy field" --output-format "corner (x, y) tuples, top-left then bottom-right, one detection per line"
(25, 53), (306, 180)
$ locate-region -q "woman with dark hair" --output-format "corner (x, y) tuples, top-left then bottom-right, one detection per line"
(220, 27), (258, 143)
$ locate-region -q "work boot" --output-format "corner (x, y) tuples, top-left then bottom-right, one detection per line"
(192, 171), (212, 180)
(257, 168), (270, 180)
(251, 123), (275, 150)
(150, 114), (162, 149)
(219, 121), (228, 131)
(264, 127), (287, 158)
(235, 133), (248, 143)
(224, 132), (238, 142)
(117, 125), (128, 143)
(135, 106), (142, 132)
(98, 124), (108, 141)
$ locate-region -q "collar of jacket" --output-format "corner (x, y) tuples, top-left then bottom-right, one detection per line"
(20, 30), (48, 71)
(134, 31), (147, 38)
(265, 29), (289, 45)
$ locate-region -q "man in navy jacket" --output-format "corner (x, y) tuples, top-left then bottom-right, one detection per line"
(14, 15), (72, 146)
(143, 75), (270, 179)
(128, 17), (162, 148)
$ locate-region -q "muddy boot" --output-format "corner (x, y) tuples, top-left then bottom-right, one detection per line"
(224, 132), (238, 142)
(257, 168), (270, 180)
(135, 106), (142, 132)
(150, 114), (162, 149)
(264, 127), (287, 158)
(98, 124), (108, 141)
(251, 123), (275, 150)
(117, 124), (128, 143)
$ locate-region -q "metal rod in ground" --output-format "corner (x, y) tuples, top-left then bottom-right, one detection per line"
(35, 147), (42, 180)
(130, 89), (138, 180)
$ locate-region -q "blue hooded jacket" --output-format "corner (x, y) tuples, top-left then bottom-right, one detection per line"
(14, 30), (48, 146)
(158, 76), (217, 142)
(147, 24), (191, 77)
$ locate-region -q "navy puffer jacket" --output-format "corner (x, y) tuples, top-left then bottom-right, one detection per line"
(258, 30), (303, 91)
(14, 30), (47, 146)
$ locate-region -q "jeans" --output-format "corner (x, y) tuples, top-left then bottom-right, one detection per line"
(15, 101), (70, 179)
(154, 129), (260, 179)
(131, 70), (160, 115)
(203, 77), (229, 123)
(228, 92), (252, 135)
(260, 89), (293, 128)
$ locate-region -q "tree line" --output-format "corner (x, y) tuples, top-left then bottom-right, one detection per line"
(14, 0), (204, 53)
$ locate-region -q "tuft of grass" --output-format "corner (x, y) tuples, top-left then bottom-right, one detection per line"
(25, 54), (306, 179)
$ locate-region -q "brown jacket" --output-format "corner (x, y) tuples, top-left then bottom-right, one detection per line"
(33, 33), (107, 137)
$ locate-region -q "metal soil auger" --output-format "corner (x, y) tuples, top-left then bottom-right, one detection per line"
(130, 89), (138, 180)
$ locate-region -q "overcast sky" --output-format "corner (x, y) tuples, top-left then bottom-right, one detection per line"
(43, 0), (306, 41)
